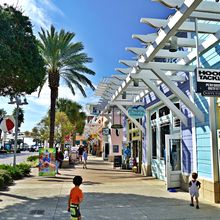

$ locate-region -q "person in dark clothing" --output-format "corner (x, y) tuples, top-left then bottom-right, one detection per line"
(78, 146), (84, 163)
(58, 150), (64, 168)
(55, 148), (64, 174)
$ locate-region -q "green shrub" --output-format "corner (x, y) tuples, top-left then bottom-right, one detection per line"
(0, 164), (10, 170)
(27, 155), (38, 162)
(16, 163), (31, 176)
(0, 169), (13, 185)
(0, 176), (4, 189)
(6, 166), (23, 180)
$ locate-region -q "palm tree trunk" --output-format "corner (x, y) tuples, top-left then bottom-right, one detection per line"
(49, 87), (58, 148)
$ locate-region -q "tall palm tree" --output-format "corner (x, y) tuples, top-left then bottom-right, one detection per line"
(38, 25), (95, 147)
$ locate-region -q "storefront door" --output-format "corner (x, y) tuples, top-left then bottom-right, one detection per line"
(165, 134), (181, 189)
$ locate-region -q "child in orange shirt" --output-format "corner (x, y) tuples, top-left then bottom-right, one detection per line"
(68, 176), (83, 220)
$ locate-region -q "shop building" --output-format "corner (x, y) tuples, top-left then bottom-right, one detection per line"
(92, 0), (220, 203)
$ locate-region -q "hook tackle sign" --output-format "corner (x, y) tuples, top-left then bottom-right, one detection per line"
(195, 68), (220, 96)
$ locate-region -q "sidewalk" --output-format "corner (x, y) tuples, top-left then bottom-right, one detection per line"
(0, 156), (220, 219)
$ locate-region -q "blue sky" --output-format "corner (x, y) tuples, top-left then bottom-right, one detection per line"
(0, 0), (171, 131)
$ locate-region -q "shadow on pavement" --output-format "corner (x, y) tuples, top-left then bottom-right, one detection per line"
(1, 192), (220, 220)
(84, 167), (132, 173)
(0, 192), (32, 201)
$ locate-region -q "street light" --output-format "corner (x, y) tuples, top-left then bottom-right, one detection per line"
(8, 96), (28, 166)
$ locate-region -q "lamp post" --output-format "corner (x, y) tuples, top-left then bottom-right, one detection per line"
(8, 96), (28, 166)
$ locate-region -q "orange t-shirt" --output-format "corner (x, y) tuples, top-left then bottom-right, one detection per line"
(69, 187), (83, 204)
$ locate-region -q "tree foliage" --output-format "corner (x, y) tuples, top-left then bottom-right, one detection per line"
(55, 112), (73, 149)
(38, 25), (95, 147)
(56, 98), (86, 134)
(0, 4), (45, 96)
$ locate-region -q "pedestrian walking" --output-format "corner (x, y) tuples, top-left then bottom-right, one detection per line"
(55, 148), (63, 175)
(68, 176), (83, 220)
(82, 149), (88, 169)
(78, 145), (84, 163)
(58, 150), (64, 168)
(189, 172), (201, 209)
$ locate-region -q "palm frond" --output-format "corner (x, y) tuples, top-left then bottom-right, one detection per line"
(64, 70), (95, 90)
(61, 76), (76, 96)
(63, 75), (87, 97)
(38, 75), (48, 97)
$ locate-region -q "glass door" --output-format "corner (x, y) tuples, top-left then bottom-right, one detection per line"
(165, 134), (181, 189)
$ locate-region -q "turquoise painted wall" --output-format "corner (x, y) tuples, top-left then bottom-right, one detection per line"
(195, 96), (212, 179)
(193, 42), (220, 179)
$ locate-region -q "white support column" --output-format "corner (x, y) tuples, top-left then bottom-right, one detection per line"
(146, 110), (151, 169)
(116, 104), (145, 133)
(141, 76), (188, 126)
(189, 72), (197, 172)
(210, 98), (219, 182)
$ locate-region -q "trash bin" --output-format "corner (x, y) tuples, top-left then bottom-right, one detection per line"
(113, 155), (122, 168)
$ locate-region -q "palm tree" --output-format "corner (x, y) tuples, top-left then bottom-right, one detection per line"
(38, 25), (95, 147)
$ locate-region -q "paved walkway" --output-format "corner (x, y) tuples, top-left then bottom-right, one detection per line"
(0, 156), (220, 220)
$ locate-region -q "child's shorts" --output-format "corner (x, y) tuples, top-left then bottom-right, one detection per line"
(70, 204), (81, 220)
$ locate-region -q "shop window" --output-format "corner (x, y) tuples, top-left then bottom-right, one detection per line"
(129, 133), (132, 141)
(159, 106), (170, 117)
(113, 145), (119, 153)
(133, 79), (139, 87)
(122, 92), (126, 99)
(151, 112), (156, 120)
(173, 103), (180, 127)
(160, 123), (170, 158)
(152, 126), (157, 159)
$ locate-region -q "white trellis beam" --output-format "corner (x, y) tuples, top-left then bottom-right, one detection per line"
(139, 76), (188, 126)
(149, 66), (204, 122)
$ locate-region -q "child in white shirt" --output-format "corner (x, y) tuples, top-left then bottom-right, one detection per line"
(189, 172), (201, 209)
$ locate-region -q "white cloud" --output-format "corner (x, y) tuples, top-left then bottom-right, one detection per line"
(28, 82), (97, 107)
(0, 0), (99, 131)
(0, 0), (63, 31)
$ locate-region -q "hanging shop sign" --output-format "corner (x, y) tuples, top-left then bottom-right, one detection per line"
(128, 106), (146, 119)
(195, 68), (220, 97)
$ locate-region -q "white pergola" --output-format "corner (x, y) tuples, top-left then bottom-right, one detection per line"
(95, 0), (220, 131)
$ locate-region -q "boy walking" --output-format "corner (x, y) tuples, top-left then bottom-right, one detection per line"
(189, 172), (201, 209)
(68, 176), (83, 220)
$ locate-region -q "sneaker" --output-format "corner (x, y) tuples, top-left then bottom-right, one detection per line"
(196, 205), (199, 209)
(57, 172), (61, 175)
(190, 203), (194, 207)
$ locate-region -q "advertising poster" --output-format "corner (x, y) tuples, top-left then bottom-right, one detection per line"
(39, 148), (56, 176)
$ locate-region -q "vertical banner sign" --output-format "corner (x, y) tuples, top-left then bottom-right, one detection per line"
(196, 68), (220, 96)
(39, 148), (56, 176)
